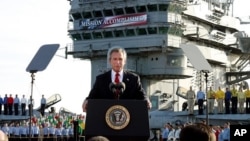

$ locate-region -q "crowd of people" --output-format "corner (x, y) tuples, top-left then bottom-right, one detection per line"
(186, 85), (250, 115)
(0, 94), (46, 116)
(0, 112), (86, 141)
(160, 120), (230, 141)
(2, 46), (244, 141)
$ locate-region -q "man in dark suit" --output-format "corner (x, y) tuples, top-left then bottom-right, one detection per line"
(82, 46), (151, 112)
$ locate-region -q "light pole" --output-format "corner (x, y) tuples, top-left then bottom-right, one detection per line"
(203, 70), (209, 125)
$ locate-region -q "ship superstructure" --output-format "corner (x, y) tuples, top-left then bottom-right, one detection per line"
(66, 0), (250, 112)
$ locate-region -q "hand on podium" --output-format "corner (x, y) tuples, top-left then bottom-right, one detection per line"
(147, 99), (152, 109)
(82, 100), (88, 112)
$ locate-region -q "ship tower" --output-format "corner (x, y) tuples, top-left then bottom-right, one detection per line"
(66, 0), (250, 111)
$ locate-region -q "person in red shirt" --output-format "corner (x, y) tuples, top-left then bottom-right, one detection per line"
(7, 94), (14, 115)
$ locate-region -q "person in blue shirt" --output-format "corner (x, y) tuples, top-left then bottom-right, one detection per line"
(197, 87), (206, 115)
(20, 124), (28, 139)
(3, 94), (8, 115)
(68, 125), (74, 141)
(221, 122), (230, 141)
(40, 95), (46, 117)
(1, 123), (9, 136)
(43, 123), (50, 141)
(0, 95), (3, 115)
(161, 123), (170, 141)
(14, 94), (20, 115)
(224, 88), (232, 114)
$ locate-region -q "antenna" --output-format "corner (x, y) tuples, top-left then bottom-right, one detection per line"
(26, 44), (59, 141)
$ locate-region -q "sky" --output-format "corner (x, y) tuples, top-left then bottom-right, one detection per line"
(0, 0), (91, 114)
(0, 0), (249, 114)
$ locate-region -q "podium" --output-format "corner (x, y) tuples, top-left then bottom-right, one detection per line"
(85, 99), (150, 141)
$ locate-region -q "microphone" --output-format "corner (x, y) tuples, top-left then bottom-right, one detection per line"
(109, 82), (126, 99)
(116, 82), (126, 94)
(109, 82), (117, 94)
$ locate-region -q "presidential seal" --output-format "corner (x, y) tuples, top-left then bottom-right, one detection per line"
(105, 105), (130, 130)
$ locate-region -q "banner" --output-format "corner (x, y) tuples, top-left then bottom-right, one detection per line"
(80, 13), (147, 30)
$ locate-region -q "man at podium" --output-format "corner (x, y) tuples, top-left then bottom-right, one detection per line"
(82, 46), (151, 111)
(82, 46), (151, 141)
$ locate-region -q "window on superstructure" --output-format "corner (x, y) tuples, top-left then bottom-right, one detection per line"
(71, 33), (82, 41)
(159, 27), (168, 34)
(159, 4), (168, 11)
(82, 12), (92, 19)
(72, 13), (82, 20)
(168, 26), (183, 36)
(93, 32), (103, 39)
(103, 9), (113, 16)
(167, 55), (184, 67)
(125, 29), (135, 37)
(136, 5), (147, 13)
(93, 11), (103, 18)
(136, 28), (147, 35)
(114, 30), (124, 37)
(147, 4), (158, 12)
(148, 27), (157, 34)
(125, 7), (135, 14)
(82, 33), (92, 40)
(114, 8), (124, 15)
(103, 31), (113, 38)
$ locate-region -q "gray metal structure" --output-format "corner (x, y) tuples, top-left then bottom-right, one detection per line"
(66, 0), (250, 131)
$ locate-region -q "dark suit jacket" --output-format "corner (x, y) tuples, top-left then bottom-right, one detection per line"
(86, 70), (147, 100)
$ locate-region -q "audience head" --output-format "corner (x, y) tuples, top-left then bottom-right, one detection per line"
(87, 136), (109, 141)
(180, 123), (215, 141)
(0, 130), (8, 141)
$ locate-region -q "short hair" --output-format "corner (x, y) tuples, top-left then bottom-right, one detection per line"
(87, 136), (109, 141)
(107, 46), (127, 62)
(180, 123), (211, 141)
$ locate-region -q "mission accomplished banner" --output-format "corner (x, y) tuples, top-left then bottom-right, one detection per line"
(80, 13), (147, 30)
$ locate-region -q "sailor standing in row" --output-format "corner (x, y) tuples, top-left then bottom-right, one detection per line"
(3, 94), (8, 115)
(40, 95), (46, 117)
(14, 94), (20, 115)
(28, 96), (34, 116)
(20, 124), (28, 140)
(238, 88), (246, 114)
(231, 85), (238, 114)
(245, 87), (250, 113)
(0, 95), (3, 115)
(7, 94), (14, 115)
(43, 123), (50, 141)
(32, 123), (39, 141)
(207, 87), (216, 114)
(197, 87), (205, 115)
(187, 86), (195, 115)
(21, 95), (27, 116)
(13, 123), (21, 141)
(224, 88), (232, 114)
(1, 123), (9, 136)
(216, 87), (224, 114)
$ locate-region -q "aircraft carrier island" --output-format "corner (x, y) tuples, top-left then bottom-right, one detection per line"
(66, 0), (250, 132)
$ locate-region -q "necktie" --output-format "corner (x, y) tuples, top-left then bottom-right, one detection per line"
(114, 73), (120, 99)
(115, 73), (120, 84)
